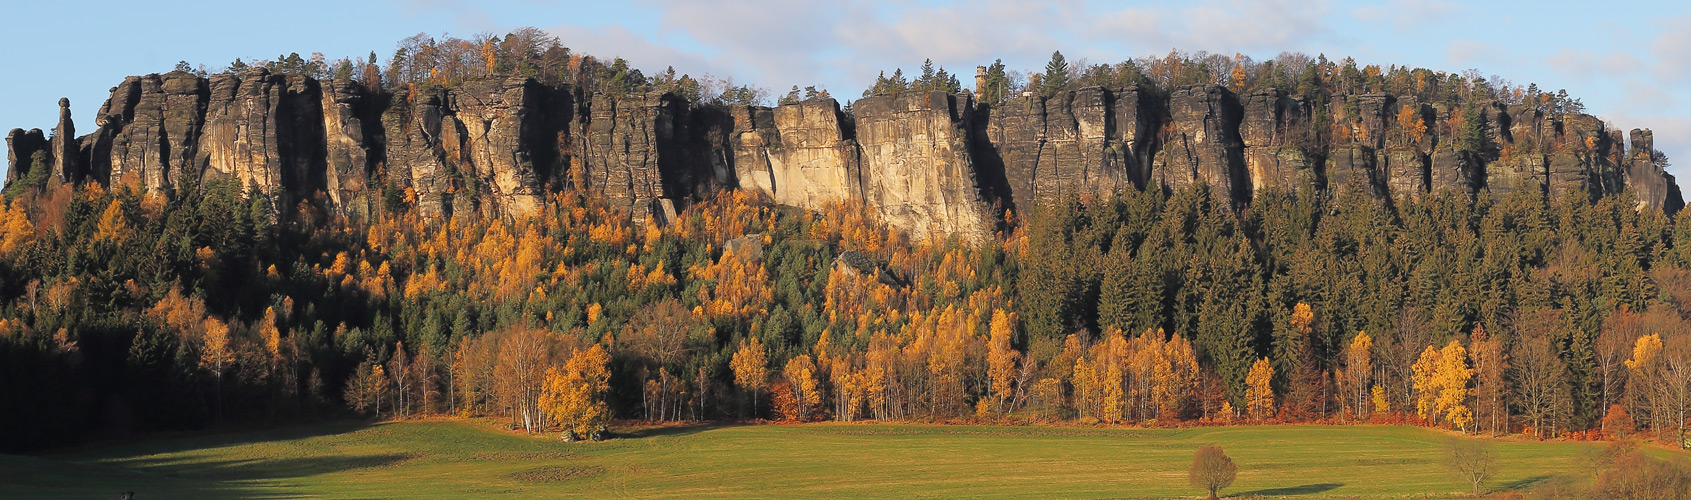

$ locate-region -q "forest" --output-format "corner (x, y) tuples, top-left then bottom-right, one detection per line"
(2, 29), (1690, 454)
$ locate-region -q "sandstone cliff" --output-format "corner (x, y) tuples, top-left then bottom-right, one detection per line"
(5, 71), (1682, 241)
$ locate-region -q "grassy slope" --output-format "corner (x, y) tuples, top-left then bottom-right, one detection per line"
(2, 420), (1682, 499)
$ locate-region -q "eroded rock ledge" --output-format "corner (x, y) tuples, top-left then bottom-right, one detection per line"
(7, 71), (1681, 241)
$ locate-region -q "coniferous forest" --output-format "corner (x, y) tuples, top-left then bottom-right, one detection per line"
(3, 31), (1691, 464)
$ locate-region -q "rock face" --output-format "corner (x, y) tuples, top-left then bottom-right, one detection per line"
(855, 92), (994, 240)
(1239, 90), (1315, 194)
(320, 78), (374, 217)
(1625, 129), (1683, 211)
(980, 86), (1146, 209)
(5, 71), (1684, 239)
(730, 99), (861, 210)
(1152, 85), (1248, 202)
(4, 128), (46, 184)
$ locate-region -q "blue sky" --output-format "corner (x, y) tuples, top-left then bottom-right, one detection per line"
(4, 0), (1689, 177)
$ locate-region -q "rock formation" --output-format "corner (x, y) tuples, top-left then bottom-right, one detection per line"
(5, 70), (1683, 241)
(854, 91), (994, 239)
(4, 128), (46, 185)
(730, 99), (861, 210)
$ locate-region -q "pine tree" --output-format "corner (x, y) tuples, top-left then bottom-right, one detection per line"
(1043, 51), (1069, 96)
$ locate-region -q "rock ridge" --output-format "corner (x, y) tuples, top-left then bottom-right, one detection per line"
(7, 74), (1682, 241)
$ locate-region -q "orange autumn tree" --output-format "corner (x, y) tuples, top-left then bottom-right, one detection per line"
(777, 354), (821, 421)
(540, 344), (612, 441)
(1396, 104), (1426, 145)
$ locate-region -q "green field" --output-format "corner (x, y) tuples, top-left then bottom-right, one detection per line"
(2, 420), (1683, 499)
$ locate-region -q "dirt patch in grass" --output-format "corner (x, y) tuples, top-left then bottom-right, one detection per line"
(507, 465), (605, 483)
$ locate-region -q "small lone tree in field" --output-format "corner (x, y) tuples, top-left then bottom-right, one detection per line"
(1445, 437), (1496, 496)
(1189, 445), (1237, 500)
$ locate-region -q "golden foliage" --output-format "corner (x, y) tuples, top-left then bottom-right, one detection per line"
(93, 199), (128, 245)
(1412, 341), (1474, 430)
(540, 344), (612, 439)
(1246, 357), (1275, 420)
(0, 199), (35, 256)
(779, 354), (821, 421)
(986, 309), (1020, 415)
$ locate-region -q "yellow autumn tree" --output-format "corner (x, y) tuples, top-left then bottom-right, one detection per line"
(1397, 104), (1426, 144)
(1289, 303), (1315, 335)
(539, 344), (612, 441)
(1345, 331), (1373, 420)
(1161, 332), (1200, 419)
(986, 309), (1020, 416)
(1413, 340), (1474, 430)
(730, 337), (769, 416)
(779, 354), (821, 421)
(1245, 357), (1275, 420)
(259, 306), (282, 361)
(1412, 345), (1440, 421)
(1625, 334), (1664, 439)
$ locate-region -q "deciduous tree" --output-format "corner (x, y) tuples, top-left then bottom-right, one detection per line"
(1188, 445), (1237, 500)
(540, 344), (611, 441)
(1246, 358), (1274, 420)
(730, 337), (769, 417)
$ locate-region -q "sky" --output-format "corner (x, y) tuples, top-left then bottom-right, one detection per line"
(3, 0), (1689, 178)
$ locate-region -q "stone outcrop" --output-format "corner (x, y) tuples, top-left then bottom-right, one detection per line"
(1152, 85), (1248, 201)
(4, 128), (46, 184)
(1625, 129), (1683, 211)
(980, 86), (1145, 209)
(320, 78), (374, 217)
(855, 91), (994, 240)
(5, 70), (1683, 240)
(730, 99), (861, 210)
(1239, 90), (1316, 194)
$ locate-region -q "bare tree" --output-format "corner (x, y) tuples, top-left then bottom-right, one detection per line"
(1188, 445), (1237, 500)
(625, 299), (695, 421)
(1598, 310), (1644, 432)
(493, 326), (556, 433)
(1513, 325), (1570, 439)
(1470, 326), (1507, 436)
(1662, 336), (1691, 449)
(1445, 438), (1497, 496)
(388, 343), (411, 416)
(1383, 308), (1432, 410)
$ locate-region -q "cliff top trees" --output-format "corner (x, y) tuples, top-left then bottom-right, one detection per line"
(1042, 51), (1070, 96)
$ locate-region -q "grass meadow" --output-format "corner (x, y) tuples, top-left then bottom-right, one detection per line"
(3, 420), (1682, 499)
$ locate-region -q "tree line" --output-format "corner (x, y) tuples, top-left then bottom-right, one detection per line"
(3, 159), (1691, 451)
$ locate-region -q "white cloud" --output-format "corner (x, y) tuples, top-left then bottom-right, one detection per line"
(1353, 0), (1456, 30)
(1650, 16), (1691, 81)
(1445, 39), (1502, 68)
(546, 24), (725, 80)
(1547, 48), (1645, 81)
(1090, 0), (1332, 54)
